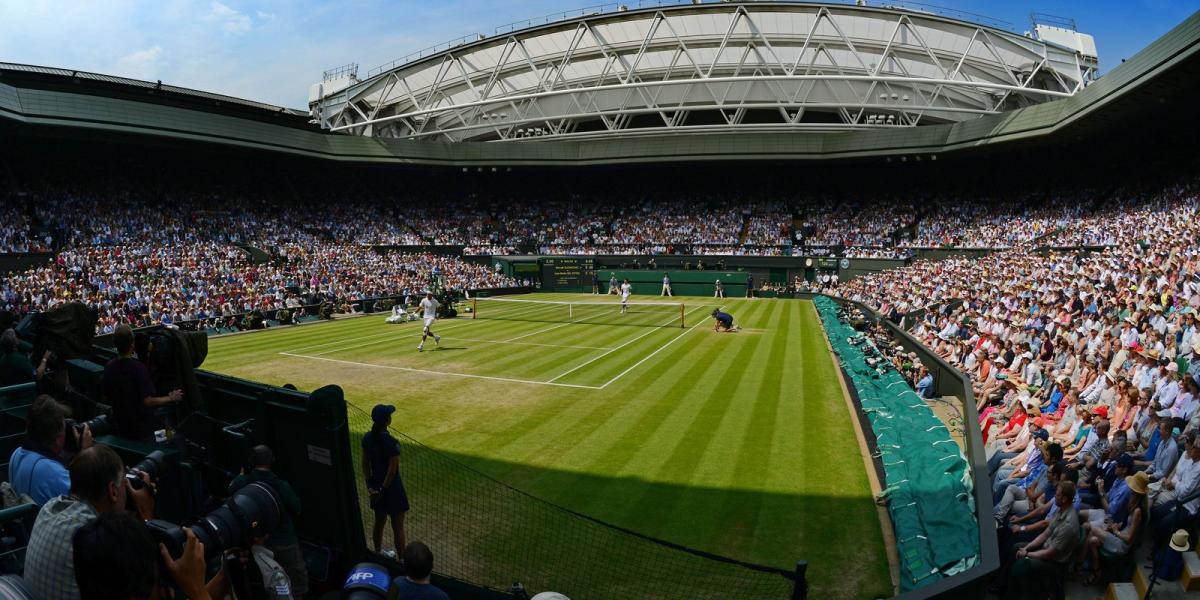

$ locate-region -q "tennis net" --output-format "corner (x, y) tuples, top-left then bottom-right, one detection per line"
(472, 296), (686, 328)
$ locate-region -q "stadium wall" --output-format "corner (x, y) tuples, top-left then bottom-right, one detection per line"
(579, 269), (748, 297)
(0, 253), (52, 274)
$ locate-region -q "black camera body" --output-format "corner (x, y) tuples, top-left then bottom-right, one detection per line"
(147, 481), (282, 561)
(63, 415), (113, 453)
(127, 450), (166, 491)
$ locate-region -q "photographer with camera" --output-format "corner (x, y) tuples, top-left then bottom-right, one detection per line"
(24, 445), (156, 600)
(8, 395), (92, 505)
(0, 329), (49, 387)
(73, 512), (227, 600)
(103, 325), (183, 441)
(228, 445), (308, 598)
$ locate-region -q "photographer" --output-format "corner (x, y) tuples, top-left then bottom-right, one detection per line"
(228, 445), (308, 598)
(9, 395), (92, 504)
(0, 329), (48, 387)
(103, 325), (183, 441)
(25, 445), (155, 600)
(74, 512), (226, 600)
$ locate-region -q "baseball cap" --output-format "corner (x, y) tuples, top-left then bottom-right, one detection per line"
(1116, 453), (1134, 469)
(1033, 429), (1050, 442)
(371, 404), (396, 423)
(1093, 405), (1109, 419)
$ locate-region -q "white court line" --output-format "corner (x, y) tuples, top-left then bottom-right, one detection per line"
(278, 352), (603, 389)
(598, 307), (719, 389)
(441, 337), (612, 351)
(284, 300), (554, 354)
(545, 304), (712, 383)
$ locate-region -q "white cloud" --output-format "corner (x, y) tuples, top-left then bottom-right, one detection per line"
(256, 10), (276, 21)
(114, 46), (164, 80)
(208, 1), (251, 34)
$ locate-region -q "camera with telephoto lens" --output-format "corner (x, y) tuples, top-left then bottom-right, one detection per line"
(147, 481), (283, 561)
(63, 415), (113, 453)
(126, 450), (166, 491)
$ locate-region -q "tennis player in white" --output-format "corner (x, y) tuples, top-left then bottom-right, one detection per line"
(417, 291), (441, 352)
(620, 280), (632, 314)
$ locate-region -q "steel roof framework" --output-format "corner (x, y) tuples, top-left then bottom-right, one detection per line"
(312, 3), (1093, 142)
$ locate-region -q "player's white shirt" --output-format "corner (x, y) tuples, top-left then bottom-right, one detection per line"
(420, 297), (440, 318)
(620, 283), (632, 300)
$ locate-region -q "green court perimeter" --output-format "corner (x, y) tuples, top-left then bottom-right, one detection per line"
(203, 294), (891, 599)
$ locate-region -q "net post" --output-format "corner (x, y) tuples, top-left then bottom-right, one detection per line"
(472, 298), (477, 319)
(791, 560), (808, 600)
(680, 303), (685, 328)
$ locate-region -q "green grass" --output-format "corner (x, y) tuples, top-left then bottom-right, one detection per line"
(203, 293), (891, 599)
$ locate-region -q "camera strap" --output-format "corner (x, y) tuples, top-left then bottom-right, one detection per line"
(21, 455), (49, 497)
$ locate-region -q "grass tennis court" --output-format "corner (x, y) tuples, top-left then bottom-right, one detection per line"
(203, 293), (891, 599)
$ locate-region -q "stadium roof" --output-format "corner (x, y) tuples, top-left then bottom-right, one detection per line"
(0, 7), (1197, 165)
(311, 1), (1097, 142)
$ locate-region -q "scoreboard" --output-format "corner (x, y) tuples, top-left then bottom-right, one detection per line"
(541, 257), (595, 291)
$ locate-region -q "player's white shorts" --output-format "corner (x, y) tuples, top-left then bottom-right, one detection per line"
(423, 317), (436, 328)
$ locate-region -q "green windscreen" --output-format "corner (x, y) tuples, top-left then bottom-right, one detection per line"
(813, 296), (980, 592)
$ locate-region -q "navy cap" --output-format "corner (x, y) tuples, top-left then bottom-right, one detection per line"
(1116, 453), (1133, 469)
(371, 404), (396, 423)
(1033, 429), (1050, 442)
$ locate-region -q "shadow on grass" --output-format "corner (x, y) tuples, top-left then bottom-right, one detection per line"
(349, 438), (894, 600)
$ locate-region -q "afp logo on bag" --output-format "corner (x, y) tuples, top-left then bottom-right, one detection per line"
(344, 563), (391, 597)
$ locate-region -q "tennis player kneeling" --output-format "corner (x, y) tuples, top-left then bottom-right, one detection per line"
(712, 308), (739, 332)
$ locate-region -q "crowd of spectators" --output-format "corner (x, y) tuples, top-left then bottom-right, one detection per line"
(829, 175), (1200, 593)
(0, 242), (516, 334)
(797, 198), (918, 247)
(898, 192), (1089, 249)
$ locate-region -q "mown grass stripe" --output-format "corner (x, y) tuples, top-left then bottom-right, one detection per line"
(202, 295), (889, 600)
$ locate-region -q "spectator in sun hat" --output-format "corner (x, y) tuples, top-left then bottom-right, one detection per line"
(1154, 529), (1191, 582)
(1151, 435), (1200, 549)
(361, 403), (409, 559)
(1080, 469), (1147, 584)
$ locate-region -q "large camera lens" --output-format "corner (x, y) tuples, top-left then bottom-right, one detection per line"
(127, 450), (166, 490)
(63, 415), (113, 453)
(153, 481), (283, 560)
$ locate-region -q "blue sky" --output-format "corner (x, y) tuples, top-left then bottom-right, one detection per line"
(0, 1), (1195, 109)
